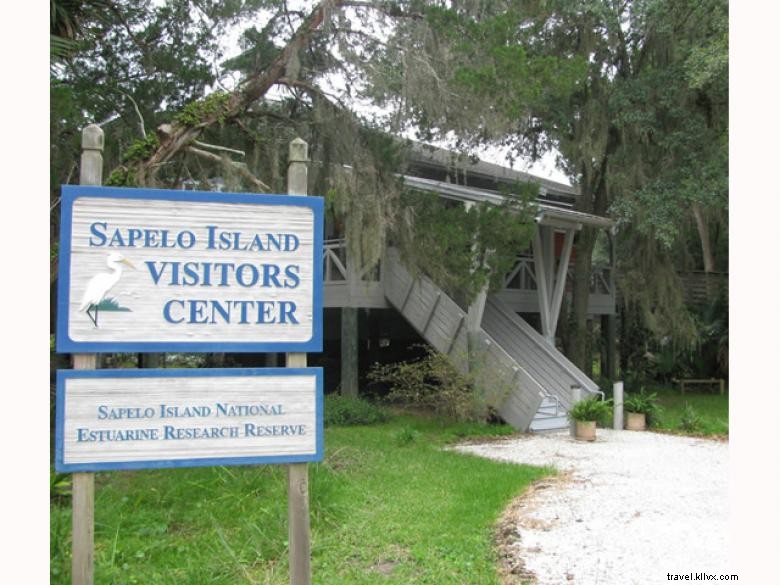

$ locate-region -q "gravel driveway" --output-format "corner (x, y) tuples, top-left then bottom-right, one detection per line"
(455, 429), (729, 585)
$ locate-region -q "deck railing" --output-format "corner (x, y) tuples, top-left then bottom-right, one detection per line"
(323, 239), (381, 284)
(503, 254), (614, 296)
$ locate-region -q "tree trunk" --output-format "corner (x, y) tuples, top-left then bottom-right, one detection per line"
(692, 202), (715, 273)
(341, 307), (359, 397)
(566, 227), (597, 371)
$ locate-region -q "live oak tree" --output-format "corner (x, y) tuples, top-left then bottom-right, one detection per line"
(366, 0), (728, 368)
(51, 0), (727, 377)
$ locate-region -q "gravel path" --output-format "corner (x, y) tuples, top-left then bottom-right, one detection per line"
(455, 429), (729, 585)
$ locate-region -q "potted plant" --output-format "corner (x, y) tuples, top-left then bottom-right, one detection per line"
(568, 398), (612, 441)
(623, 390), (661, 431)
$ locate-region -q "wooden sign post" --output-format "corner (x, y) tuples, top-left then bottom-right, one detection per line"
(286, 138), (312, 585)
(72, 124), (103, 585)
(59, 132), (322, 585)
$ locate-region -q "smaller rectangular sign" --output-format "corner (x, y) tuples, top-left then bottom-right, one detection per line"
(55, 368), (323, 472)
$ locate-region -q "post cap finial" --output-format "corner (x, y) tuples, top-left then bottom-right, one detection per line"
(82, 124), (104, 151)
(288, 137), (308, 162)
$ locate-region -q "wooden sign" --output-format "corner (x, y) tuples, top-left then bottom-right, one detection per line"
(55, 368), (324, 472)
(56, 185), (323, 353)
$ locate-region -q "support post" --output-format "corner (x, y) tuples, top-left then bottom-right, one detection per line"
(533, 229), (553, 344)
(285, 138), (311, 585)
(464, 201), (489, 372)
(543, 225), (555, 303)
(603, 314), (616, 382)
(613, 381), (624, 430)
(340, 307), (359, 397)
(549, 228), (575, 334)
(569, 384), (582, 438)
(72, 124), (104, 585)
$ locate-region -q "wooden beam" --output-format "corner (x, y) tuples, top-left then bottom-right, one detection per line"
(423, 293), (442, 335)
(446, 315), (465, 355)
(549, 228), (575, 334)
(532, 229), (553, 343)
(543, 226), (555, 305)
(466, 288), (487, 333)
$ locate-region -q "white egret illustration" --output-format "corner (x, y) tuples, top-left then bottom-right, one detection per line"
(79, 252), (135, 326)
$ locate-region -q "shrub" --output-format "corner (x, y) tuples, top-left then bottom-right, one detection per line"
(568, 397), (612, 426)
(678, 403), (704, 433)
(324, 395), (388, 426)
(624, 389), (662, 425)
(367, 345), (486, 422)
(394, 426), (419, 446)
(50, 471), (71, 503)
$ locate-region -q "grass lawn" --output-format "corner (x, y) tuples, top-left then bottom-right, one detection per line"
(51, 416), (549, 584)
(645, 384), (729, 436)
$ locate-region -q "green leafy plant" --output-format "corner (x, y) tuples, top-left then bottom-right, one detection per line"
(394, 426), (419, 446)
(678, 403), (704, 433)
(368, 345), (486, 422)
(567, 397), (612, 425)
(175, 91), (231, 127)
(120, 134), (160, 163)
(624, 390), (662, 425)
(324, 395), (388, 427)
(105, 167), (137, 187)
(50, 471), (72, 503)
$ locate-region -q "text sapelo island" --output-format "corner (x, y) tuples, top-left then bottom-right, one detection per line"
(77, 400), (308, 444)
(88, 221), (303, 325)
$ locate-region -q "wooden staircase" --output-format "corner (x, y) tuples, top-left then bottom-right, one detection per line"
(382, 249), (600, 432)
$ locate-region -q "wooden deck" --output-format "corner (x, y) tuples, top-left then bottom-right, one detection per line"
(323, 240), (616, 315)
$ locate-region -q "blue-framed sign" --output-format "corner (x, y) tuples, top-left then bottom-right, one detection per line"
(56, 185), (323, 353)
(55, 368), (324, 472)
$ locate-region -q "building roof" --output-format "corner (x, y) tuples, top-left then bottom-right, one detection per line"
(401, 174), (614, 230)
(406, 142), (580, 207)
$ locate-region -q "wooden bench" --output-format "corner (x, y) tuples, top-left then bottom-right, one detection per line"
(678, 378), (726, 395)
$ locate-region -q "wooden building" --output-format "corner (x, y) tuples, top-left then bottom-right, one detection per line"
(323, 144), (616, 432)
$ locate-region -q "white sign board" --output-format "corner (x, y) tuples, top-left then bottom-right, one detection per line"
(55, 368), (324, 472)
(56, 185), (323, 353)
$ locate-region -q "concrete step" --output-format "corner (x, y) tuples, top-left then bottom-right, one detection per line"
(529, 415), (569, 432)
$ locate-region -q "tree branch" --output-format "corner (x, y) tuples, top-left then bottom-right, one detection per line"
(186, 146), (270, 191)
(121, 91), (146, 138)
(133, 0), (345, 186)
(193, 140), (245, 157)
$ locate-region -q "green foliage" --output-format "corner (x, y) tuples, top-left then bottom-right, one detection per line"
(175, 91), (232, 127)
(624, 390), (662, 425)
(324, 394), (389, 426)
(221, 21), (281, 74)
(375, 0), (728, 370)
(393, 426), (419, 446)
(105, 167), (137, 187)
(368, 345), (486, 422)
(121, 134), (160, 163)
(396, 186), (536, 304)
(678, 403), (705, 434)
(650, 385), (728, 436)
(50, 470), (71, 503)
(568, 398), (611, 425)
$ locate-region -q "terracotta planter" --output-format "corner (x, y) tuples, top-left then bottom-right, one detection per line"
(575, 420), (596, 441)
(626, 412), (647, 431)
